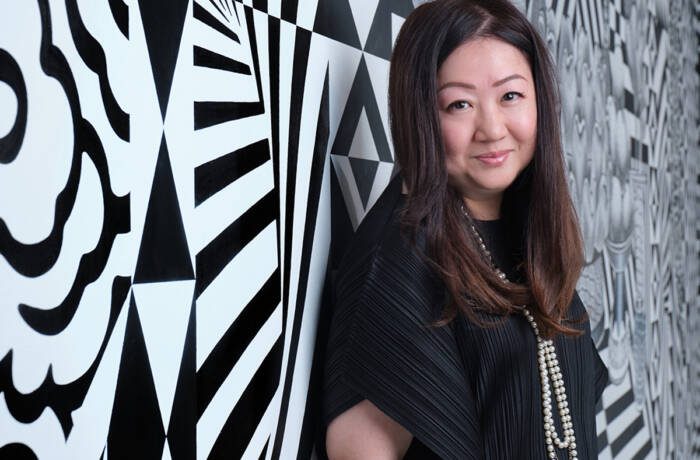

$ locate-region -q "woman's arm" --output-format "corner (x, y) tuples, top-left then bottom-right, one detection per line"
(326, 399), (413, 460)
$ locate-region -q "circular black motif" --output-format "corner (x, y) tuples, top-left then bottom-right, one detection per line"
(0, 49), (27, 164)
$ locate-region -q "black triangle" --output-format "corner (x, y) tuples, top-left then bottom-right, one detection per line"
(139, 0), (189, 118)
(313, 0), (362, 49)
(167, 300), (196, 460)
(330, 166), (355, 269)
(107, 295), (166, 459)
(364, 0), (414, 59)
(349, 157), (379, 208)
(134, 136), (194, 283)
(330, 57), (393, 162)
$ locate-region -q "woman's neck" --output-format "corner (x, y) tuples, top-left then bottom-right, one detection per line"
(463, 195), (502, 220)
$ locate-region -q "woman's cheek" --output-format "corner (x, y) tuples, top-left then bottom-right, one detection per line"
(509, 112), (537, 147)
(440, 118), (471, 157)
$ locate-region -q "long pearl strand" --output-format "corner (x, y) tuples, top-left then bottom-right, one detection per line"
(467, 221), (578, 460)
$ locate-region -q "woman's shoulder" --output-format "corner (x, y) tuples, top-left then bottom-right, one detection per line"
(334, 175), (436, 298)
(333, 177), (442, 320)
(338, 175), (413, 263)
(323, 179), (480, 458)
(327, 176), (455, 384)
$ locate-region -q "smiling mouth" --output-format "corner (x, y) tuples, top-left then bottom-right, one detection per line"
(475, 150), (510, 165)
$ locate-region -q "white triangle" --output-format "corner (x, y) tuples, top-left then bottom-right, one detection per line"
(348, 0), (380, 48)
(391, 13), (406, 51)
(366, 161), (395, 212)
(323, 40), (363, 151)
(363, 53), (393, 160)
(162, 440), (173, 460)
(347, 108), (380, 161)
(132, 280), (195, 432)
(331, 154), (364, 230)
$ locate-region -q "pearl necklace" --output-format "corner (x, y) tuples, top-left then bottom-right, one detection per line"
(466, 218), (578, 460)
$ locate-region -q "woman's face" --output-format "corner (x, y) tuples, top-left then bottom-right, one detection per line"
(436, 37), (537, 218)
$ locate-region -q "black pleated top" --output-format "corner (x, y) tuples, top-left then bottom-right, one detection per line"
(323, 176), (609, 459)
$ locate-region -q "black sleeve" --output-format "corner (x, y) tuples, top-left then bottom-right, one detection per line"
(571, 290), (609, 406)
(323, 233), (482, 460)
(591, 336), (609, 405)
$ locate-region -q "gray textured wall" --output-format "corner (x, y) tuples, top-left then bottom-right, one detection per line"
(539, 0), (699, 457)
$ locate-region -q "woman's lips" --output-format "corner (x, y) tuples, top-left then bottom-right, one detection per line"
(474, 150), (510, 165)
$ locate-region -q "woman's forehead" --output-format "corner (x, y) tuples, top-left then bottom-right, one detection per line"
(437, 38), (533, 88)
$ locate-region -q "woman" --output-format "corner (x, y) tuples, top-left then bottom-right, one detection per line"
(323, 0), (609, 458)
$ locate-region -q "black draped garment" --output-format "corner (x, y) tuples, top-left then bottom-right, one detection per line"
(323, 176), (609, 459)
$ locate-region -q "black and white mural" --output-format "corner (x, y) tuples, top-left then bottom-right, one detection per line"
(0, 0), (697, 459)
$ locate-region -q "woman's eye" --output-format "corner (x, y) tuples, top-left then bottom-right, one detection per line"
(448, 100), (470, 110)
(503, 91), (524, 102)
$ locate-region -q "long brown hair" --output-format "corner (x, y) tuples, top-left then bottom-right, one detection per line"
(389, 0), (585, 338)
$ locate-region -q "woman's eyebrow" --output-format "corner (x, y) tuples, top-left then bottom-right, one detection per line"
(437, 74), (527, 92)
(492, 73), (526, 86)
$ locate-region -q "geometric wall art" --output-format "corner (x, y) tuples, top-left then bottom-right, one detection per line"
(0, 0), (697, 459)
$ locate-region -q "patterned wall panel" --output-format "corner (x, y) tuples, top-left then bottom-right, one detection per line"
(533, 0), (700, 458)
(0, 0), (332, 458)
(0, 0), (697, 459)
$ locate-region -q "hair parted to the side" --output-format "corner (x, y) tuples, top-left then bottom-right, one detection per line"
(389, 0), (585, 338)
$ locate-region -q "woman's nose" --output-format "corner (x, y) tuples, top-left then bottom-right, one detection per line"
(473, 105), (507, 142)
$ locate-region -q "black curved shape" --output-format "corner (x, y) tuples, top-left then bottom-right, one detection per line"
(0, 276), (131, 438)
(0, 49), (27, 164)
(108, 0), (128, 38)
(1, 1), (130, 291)
(0, 443), (38, 460)
(19, 121), (130, 335)
(0, 0), (131, 438)
(0, 149), (78, 277)
(65, 0), (129, 141)
(0, 0), (85, 277)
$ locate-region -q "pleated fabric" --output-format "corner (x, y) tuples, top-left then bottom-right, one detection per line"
(323, 176), (609, 459)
